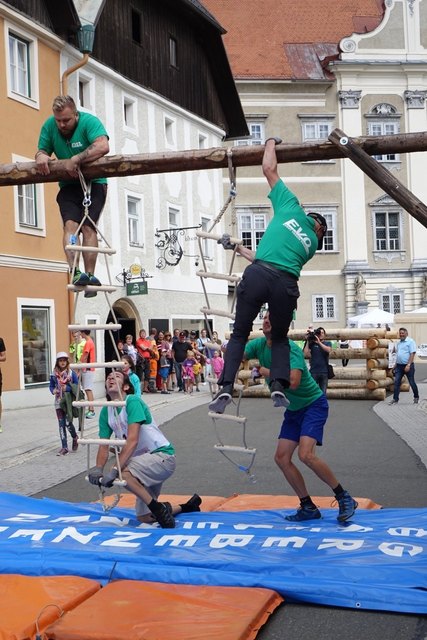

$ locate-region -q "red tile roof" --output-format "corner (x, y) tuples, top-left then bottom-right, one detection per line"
(201, 0), (385, 79)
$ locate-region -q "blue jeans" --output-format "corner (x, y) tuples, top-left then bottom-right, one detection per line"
(219, 261), (299, 388)
(311, 372), (328, 395)
(393, 363), (419, 401)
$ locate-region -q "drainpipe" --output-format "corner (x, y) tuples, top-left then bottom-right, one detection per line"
(61, 53), (89, 95)
(61, 24), (95, 94)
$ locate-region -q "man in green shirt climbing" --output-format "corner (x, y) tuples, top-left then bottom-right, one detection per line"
(244, 313), (357, 523)
(210, 136), (327, 413)
(35, 95), (110, 297)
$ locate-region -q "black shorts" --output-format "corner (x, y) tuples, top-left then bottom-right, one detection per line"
(57, 183), (107, 226)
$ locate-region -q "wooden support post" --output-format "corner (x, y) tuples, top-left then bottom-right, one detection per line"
(329, 128), (427, 229)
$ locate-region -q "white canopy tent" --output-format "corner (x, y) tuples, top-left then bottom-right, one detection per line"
(348, 308), (394, 328)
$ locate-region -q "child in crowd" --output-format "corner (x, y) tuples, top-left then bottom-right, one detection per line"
(192, 354), (203, 392)
(211, 349), (225, 393)
(121, 355), (141, 397)
(159, 348), (171, 394)
(182, 350), (196, 394)
(49, 352), (79, 456)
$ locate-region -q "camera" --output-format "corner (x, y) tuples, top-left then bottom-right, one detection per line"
(307, 329), (321, 344)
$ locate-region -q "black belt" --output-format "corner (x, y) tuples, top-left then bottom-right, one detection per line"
(254, 259), (297, 280)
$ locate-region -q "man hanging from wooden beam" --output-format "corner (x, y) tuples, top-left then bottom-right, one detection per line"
(209, 137), (327, 414)
(35, 95), (110, 297)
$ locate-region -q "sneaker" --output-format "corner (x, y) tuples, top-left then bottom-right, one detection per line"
(270, 380), (290, 409)
(86, 410), (96, 419)
(72, 437), (79, 452)
(414, 397), (419, 404)
(154, 502), (175, 528)
(336, 491), (358, 522)
(208, 384), (233, 413)
(285, 506), (321, 522)
(84, 274), (101, 298)
(388, 399), (399, 405)
(56, 448), (69, 456)
(72, 269), (90, 286)
(181, 494), (202, 513)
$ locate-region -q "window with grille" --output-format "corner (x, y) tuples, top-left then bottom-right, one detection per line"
(374, 210), (400, 251)
(237, 208), (267, 250)
(313, 295), (336, 321)
(381, 292), (402, 314)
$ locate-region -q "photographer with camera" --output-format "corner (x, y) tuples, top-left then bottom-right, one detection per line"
(303, 327), (332, 394)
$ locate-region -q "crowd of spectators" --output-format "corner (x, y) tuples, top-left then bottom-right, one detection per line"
(116, 327), (227, 395)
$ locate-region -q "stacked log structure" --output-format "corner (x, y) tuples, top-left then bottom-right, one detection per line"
(237, 328), (408, 401)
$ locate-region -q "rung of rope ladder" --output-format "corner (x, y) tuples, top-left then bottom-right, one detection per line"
(64, 244), (116, 254)
(208, 412), (247, 424)
(78, 438), (126, 446)
(84, 475), (127, 487)
(200, 307), (235, 319)
(196, 230), (242, 244)
(70, 361), (125, 370)
(205, 378), (244, 391)
(68, 323), (121, 331)
(214, 444), (256, 455)
(196, 270), (240, 283)
(67, 284), (117, 293)
(73, 400), (125, 408)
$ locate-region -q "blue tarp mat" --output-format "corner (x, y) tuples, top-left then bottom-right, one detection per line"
(0, 492), (425, 613)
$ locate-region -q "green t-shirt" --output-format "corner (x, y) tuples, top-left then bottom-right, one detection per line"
(255, 180), (318, 278)
(244, 337), (322, 411)
(38, 111), (108, 187)
(99, 394), (152, 439)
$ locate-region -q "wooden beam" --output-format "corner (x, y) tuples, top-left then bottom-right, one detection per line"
(2, 131), (427, 187)
(329, 128), (427, 229)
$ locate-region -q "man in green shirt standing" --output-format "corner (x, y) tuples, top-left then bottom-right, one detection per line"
(35, 95), (109, 297)
(244, 313), (357, 522)
(210, 136), (328, 413)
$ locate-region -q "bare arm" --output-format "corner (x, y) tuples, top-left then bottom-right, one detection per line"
(36, 135), (109, 177)
(236, 245), (255, 262)
(289, 368), (302, 390)
(262, 138), (281, 190)
(63, 135), (110, 177)
(117, 423), (139, 469)
(95, 444), (110, 469)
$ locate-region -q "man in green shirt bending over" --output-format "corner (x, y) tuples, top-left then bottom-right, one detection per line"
(244, 313), (357, 523)
(36, 95), (109, 297)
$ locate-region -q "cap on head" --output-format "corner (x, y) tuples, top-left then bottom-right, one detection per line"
(307, 212), (328, 250)
(179, 331), (185, 337)
(56, 351), (69, 360)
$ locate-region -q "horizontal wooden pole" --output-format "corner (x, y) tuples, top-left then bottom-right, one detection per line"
(2, 131), (427, 187)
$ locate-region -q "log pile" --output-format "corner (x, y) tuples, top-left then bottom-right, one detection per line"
(236, 328), (408, 401)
